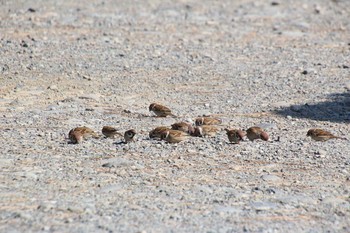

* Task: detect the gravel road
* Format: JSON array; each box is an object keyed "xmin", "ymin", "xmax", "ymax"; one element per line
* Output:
[{"xmin": 1, "ymin": 0, "xmax": 349, "ymax": 232}]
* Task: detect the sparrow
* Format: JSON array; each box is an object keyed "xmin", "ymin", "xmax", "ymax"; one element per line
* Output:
[
  {"xmin": 171, "ymin": 122, "xmax": 194, "ymax": 134},
  {"xmin": 149, "ymin": 126, "xmax": 170, "ymax": 139},
  {"xmin": 149, "ymin": 103, "xmax": 177, "ymax": 117},
  {"xmin": 124, "ymin": 129, "xmax": 136, "ymax": 143},
  {"xmin": 160, "ymin": 129, "xmax": 189, "ymax": 143},
  {"xmin": 102, "ymin": 126, "xmax": 123, "ymax": 138},
  {"xmin": 225, "ymin": 128, "xmax": 246, "ymax": 144},
  {"xmin": 246, "ymin": 127, "xmax": 269, "ymax": 141},
  {"xmin": 195, "ymin": 117, "xmax": 222, "ymax": 126},
  {"xmin": 192, "ymin": 125, "xmax": 218, "ymax": 137},
  {"xmin": 306, "ymin": 128, "xmax": 347, "ymax": 141},
  {"xmin": 68, "ymin": 126, "xmax": 99, "ymax": 144}
]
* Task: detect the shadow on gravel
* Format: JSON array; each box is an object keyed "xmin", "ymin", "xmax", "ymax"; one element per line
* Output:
[
  {"xmin": 274, "ymin": 91, "xmax": 350, "ymax": 123},
  {"xmin": 113, "ymin": 141, "xmax": 126, "ymax": 145}
]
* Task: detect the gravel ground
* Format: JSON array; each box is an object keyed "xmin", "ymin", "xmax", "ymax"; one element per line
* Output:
[{"xmin": 1, "ymin": 0, "xmax": 350, "ymax": 232}]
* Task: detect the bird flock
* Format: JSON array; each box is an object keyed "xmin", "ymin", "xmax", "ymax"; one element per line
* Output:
[{"xmin": 68, "ymin": 103, "xmax": 347, "ymax": 144}]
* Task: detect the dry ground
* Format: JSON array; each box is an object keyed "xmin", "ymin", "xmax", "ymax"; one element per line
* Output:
[{"xmin": 1, "ymin": 0, "xmax": 349, "ymax": 232}]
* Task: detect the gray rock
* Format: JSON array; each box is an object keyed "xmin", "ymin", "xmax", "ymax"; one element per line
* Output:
[
  {"xmin": 99, "ymin": 184, "xmax": 124, "ymax": 193},
  {"xmin": 250, "ymin": 201, "xmax": 278, "ymax": 211},
  {"xmin": 1, "ymin": 1, "xmax": 349, "ymax": 232},
  {"xmin": 276, "ymin": 195, "xmax": 318, "ymax": 206},
  {"xmin": 256, "ymin": 123, "xmax": 277, "ymax": 129},
  {"xmin": 321, "ymin": 197, "xmax": 347, "ymax": 206},
  {"xmin": 47, "ymin": 85, "xmax": 58, "ymax": 91},
  {"xmin": 0, "ymin": 159, "xmax": 13, "ymax": 168},
  {"xmin": 215, "ymin": 205, "xmax": 241, "ymax": 214},
  {"xmin": 261, "ymin": 174, "xmax": 282, "ymax": 183},
  {"xmin": 314, "ymin": 150, "xmax": 327, "ymax": 158},
  {"xmin": 78, "ymin": 94, "xmax": 102, "ymax": 101}
]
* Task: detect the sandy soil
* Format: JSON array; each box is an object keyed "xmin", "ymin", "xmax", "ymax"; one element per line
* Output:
[{"xmin": 1, "ymin": 0, "xmax": 349, "ymax": 232}]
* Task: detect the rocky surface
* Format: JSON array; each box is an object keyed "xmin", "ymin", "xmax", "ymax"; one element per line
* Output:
[{"xmin": 1, "ymin": 0, "xmax": 349, "ymax": 232}]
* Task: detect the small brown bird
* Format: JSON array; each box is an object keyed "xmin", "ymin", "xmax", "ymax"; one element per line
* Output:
[
  {"xmin": 124, "ymin": 129, "xmax": 136, "ymax": 143},
  {"xmin": 192, "ymin": 125, "xmax": 219, "ymax": 137},
  {"xmin": 225, "ymin": 128, "xmax": 246, "ymax": 144},
  {"xmin": 171, "ymin": 122, "xmax": 194, "ymax": 134},
  {"xmin": 149, "ymin": 126, "xmax": 170, "ymax": 139},
  {"xmin": 195, "ymin": 117, "xmax": 222, "ymax": 126},
  {"xmin": 102, "ymin": 126, "xmax": 123, "ymax": 138},
  {"xmin": 68, "ymin": 126, "xmax": 99, "ymax": 144},
  {"xmin": 161, "ymin": 129, "xmax": 189, "ymax": 143},
  {"xmin": 246, "ymin": 127, "xmax": 269, "ymax": 141},
  {"xmin": 307, "ymin": 128, "xmax": 346, "ymax": 141},
  {"xmin": 149, "ymin": 103, "xmax": 177, "ymax": 117}
]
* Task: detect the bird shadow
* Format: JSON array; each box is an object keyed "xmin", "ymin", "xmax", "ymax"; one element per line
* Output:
[
  {"xmin": 113, "ymin": 141, "xmax": 126, "ymax": 145},
  {"xmin": 273, "ymin": 91, "xmax": 350, "ymax": 123}
]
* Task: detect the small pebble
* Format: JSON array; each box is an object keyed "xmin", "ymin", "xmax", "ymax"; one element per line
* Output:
[{"xmin": 261, "ymin": 174, "xmax": 281, "ymax": 182}]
